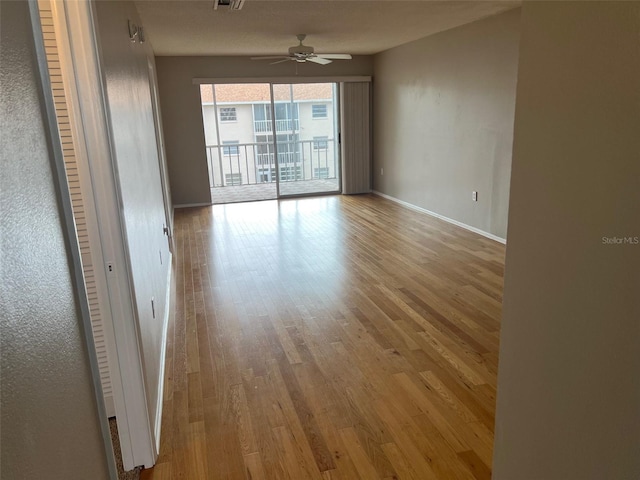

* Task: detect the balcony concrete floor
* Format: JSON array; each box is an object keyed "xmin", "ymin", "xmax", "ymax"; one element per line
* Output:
[{"xmin": 210, "ymin": 179, "xmax": 339, "ymax": 204}]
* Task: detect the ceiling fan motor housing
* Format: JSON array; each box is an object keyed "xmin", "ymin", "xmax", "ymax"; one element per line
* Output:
[
  {"xmin": 289, "ymin": 44, "xmax": 314, "ymax": 57},
  {"xmin": 250, "ymin": 34, "xmax": 351, "ymax": 64}
]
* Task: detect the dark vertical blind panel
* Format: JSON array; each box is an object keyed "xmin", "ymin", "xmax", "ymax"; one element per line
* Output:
[{"xmin": 340, "ymin": 82, "xmax": 371, "ymax": 194}]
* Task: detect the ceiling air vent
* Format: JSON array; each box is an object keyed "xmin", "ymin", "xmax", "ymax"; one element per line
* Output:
[{"xmin": 213, "ymin": 0, "xmax": 245, "ymax": 10}]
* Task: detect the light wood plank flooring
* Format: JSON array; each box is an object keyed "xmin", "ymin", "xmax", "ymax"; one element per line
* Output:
[{"xmin": 141, "ymin": 194, "xmax": 505, "ymax": 480}]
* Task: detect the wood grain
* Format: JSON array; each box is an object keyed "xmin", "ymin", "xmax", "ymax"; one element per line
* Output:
[{"xmin": 142, "ymin": 194, "xmax": 504, "ymax": 479}]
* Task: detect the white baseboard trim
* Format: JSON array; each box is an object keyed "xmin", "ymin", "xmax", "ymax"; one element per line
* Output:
[
  {"xmin": 342, "ymin": 189, "xmax": 373, "ymax": 195},
  {"xmin": 104, "ymin": 394, "xmax": 115, "ymax": 418},
  {"xmin": 153, "ymin": 257, "xmax": 172, "ymax": 454},
  {"xmin": 174, "ymin": 202, "xmax": 210, "ymax": 209},
  {"xmin": 372, "ymin": 191, "xmax": 506, "ymax": 244}
]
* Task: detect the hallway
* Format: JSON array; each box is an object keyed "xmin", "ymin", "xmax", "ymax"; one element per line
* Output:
[{"xmin": 143, "ymin": 194, "xmax": 504, "ymax": 479}]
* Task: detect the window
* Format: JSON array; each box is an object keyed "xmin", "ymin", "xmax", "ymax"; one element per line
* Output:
[
  {"xmin": 274, "ymin": 103, "xmax": 299, "ymax": 122},
  {"xmin": 313, "ymin": 136, "xmax": 328, "ymax": 150},
  {"xmin": 222, "ymin": 141, "xmax": 239, "ymax": 155},
  {"xmin": 253, "ymin": 103, "xmax": 299, "ymax": 132},
  {"xmin": 255, "ymin": 134, "xmax": 300, "ymax": 164},
  {"xmin": 279, "ymin": 166, "xmax": 301, "ymax": 182},
  {"xmin": 314, "ymin": 167, "xmax": 329, "ymax": 179},
  {"xmin": 258, "ymin": 168, "xmax": 275, "ymax": 183},
  {"xmin": 225, "ymin": 173, "xmax": 242, "ymax": 186},
  {"xmin": 219, "ymin": 107, "xmax": 237, "ymax": 122},
  {"xmin": 312, "ymin": 104, "xmax": 327, "ymax": 119},
  {"xmin": 255, "ymin": 141, "xmax": 274, "ymax": 165}
]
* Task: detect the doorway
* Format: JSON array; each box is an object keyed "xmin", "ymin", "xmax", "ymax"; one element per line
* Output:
[{"xmin": 199, "ymin": 82, "xmax": 341, "ymax": 204}]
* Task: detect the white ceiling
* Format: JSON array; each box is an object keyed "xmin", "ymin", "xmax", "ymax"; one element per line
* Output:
[{"xmin": 135, "ymin": 0, "xmax": 520, "ymax": 57}]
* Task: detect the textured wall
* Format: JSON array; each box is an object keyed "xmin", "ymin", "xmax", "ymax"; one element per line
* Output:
[
  {"xmin": 372, "ymin": 10, "xmax": 520, "ymax": 239},
  {"xmin": 493, "ymin": 2, "xmax": 640, "ymax": 478},
  {"xmin": 0, "ymin": 2, "xmax": 111, "ymax": 479},
  {"xmin": 93, "ymin": 0, "xmax": 171, "ymax": 442},
  {"xmin": 155, "ymin": 55, "xmax": 374, "ymax": 205}
]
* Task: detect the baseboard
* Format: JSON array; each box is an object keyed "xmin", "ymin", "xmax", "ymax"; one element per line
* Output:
[
  {"xmin": 104, "ymin": 394, "xmax": 115, "ymax": 418},
  {"xmin": 342, "ymin": 189, "xmax": 373, "ymax": 195},
  {"xmin": 154, "ymin": 257, "xmax": 172, "ymax": 454},
  {"xmin": 173, "ymin": 202, "xmax": 210, "ymax": 209},
  {"xmin": 372, "ymin": 191, "xmax": 506, "ymax": 244}
]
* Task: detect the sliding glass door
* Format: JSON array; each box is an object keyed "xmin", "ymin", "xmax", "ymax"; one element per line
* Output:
[
  {"xmin": 273, "ymin": 83, "xmax": 341, "ymax": 197},
  {"xmin": 199, "ymin": 82, "xmax": 340, "ymax": 204},
  {"xmin": 200, "ymin": 83, "xmax": 278, "ymax": 204}
]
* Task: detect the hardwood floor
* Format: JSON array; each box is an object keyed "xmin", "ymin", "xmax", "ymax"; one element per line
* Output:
[{"xmin": 141, "ymin": 194, "xmax": 505, "ymax": 480}]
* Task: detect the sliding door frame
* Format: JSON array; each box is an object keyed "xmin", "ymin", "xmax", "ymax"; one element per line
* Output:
[
  {"xmin": 195, "ymin": 76, "xmax": 371, "ymax": 203},
  {"xmin": 272, "ymin": 81, "xmax": 342, "ymax": 199}
]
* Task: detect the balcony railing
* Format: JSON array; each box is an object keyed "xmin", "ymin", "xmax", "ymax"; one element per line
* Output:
[
  {"xmin": 253, "ymin": 118, "xmax": 300, "ymax": 133},
  {"xmin": 206, "ymin": 140, "xmax": 337, "ymax": 188}
]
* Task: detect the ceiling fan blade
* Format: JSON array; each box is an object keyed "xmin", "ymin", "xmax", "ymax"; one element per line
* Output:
[
  {"xmin": 316, "ymin": 54, "xmax": 352, "ymax": 60},
  {"xmin": 250, "ymin": 56, "xmax": 289, "ymax": 61},
  {"xmin": 270, "ymin": 58, "xmax": 292, "ymax": 65},
  {"xmin": 307, "ymin": 56, "xmax": 332, "ymax": 65}
]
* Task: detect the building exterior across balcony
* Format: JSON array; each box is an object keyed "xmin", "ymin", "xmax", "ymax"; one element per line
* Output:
[{"xmin": 200, "ymin": 83, "xmax": 339, "ymax": 190}]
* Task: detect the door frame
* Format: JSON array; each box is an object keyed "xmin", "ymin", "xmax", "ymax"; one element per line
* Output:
[
  {"xmin": 272, "ymin": 81, "xmax": 342, "ymax": 199},
  {"xmin": 55, "ymin": 0, "xmax": 157, "ymax": 469},
  {"xmin": 147, "ymin": 58, "xmax": 174, "ymax": 252},
  {"xmin": 28, "ymin": 1, "xmax": 118, "ymax": 478}
]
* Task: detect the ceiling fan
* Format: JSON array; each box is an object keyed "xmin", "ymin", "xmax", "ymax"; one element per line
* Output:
[{"xmin": 251, "ymin": 34, "xmax": 352, "ymax": 65}]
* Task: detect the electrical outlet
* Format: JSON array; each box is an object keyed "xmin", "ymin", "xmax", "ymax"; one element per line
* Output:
[
  {"xmin": 472, "ymin": 191, "xmax": 478, "ymax": 202},
  {"xmin": 380, "ymin": 168, "xmax": 384, "ymax": 176}
]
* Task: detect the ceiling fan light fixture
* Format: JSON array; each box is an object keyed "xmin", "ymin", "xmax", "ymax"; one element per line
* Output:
[
  {"xmin": 251, "ymin": 34, "xmax": 352, "ymax": 66},
  {"xmin": 213, "ymin": 0, "xmax": 245, "ymax": 11},
  {"xmin": 289, "ymin": 45, "xmax": 314, "ymax": 56}
]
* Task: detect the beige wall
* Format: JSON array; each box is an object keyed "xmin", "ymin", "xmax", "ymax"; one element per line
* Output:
[
  {"xmin": 94, "ymin": 0, "xmax": 172, "ymax": 442},
  {"xmin": 0, "ymin": 2, "xmax": 112, "ymax": 478},
  {"xmin": 493, "ymin": 2, "xmax": 640, "ymax": 478},
  {"xmin": 155, "ymin": 56, "xmax": 374, "ymax": 205},
  {"xmin": 373, "ymin": 9, "xmax": 520, "ymax": 239}
]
